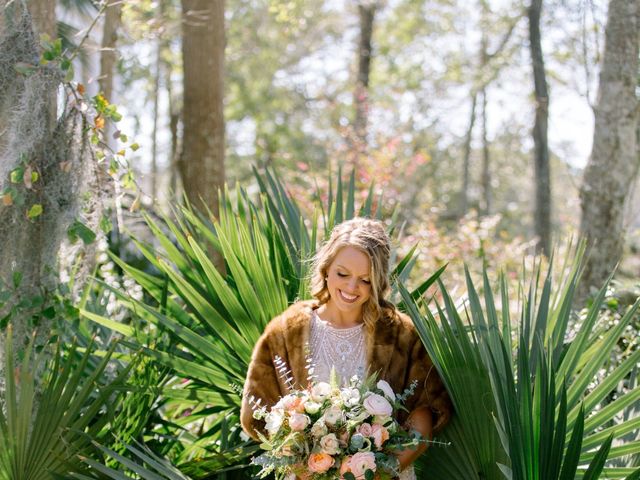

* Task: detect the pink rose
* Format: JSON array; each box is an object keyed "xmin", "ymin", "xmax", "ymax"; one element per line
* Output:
[
  {"xmin": 363, "ymin": 394, "xmax": 393, "ymax": 417},
  {"xmin": 370, "ymin": 424, "xmax": 389, "ymax": 449},
  {"xmin": 340, "ymin": 456, "xmax": 353, "ymax": 478},
  {"xmin": 307, "ymin": 452, "xmax": 335, "ymax": 473},
  {"xmin": 289, "ymin": 413, "xmax": 310, "ymax": 431},
  {"xmin": 350, "ymin": 451, "xmax": 376, "ymax": 478},
  {"xmin": 357, "ymin": 422, "xmax": 373, "ymax": 437}
]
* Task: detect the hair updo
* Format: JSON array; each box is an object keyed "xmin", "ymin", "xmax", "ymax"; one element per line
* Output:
[{"xmin": 310, "ymin": 217, "xmax": 396, "ymax": 328}]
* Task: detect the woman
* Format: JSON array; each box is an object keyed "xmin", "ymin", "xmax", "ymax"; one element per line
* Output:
[{"xmin": 241, "ymin": 217, "xmax": 451, "ymax": 478}]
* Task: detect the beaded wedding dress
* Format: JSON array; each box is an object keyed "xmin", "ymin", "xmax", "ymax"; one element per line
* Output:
[{"xmin": 309, "ymin": 311, "xmax": 417, "ymax": 480}]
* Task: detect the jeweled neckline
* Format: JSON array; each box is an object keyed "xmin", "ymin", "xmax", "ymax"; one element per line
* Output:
[{"xmin": 312, "ymin": 310, "xmax": 364, "ymax": 331}]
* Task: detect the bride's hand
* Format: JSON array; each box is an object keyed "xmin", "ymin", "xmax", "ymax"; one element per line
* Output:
[{"xmin": 395, "ymin": 406, "xmax": 433, "ymax": 471}]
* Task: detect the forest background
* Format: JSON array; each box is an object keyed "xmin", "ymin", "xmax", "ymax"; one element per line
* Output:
[
  {"xmin": 0, "ymin": 0, "xmax": 639, "ymax": 478},
  {"xmin": 53, "ymin": 0, "xmax": 640, "ymax": 297}
]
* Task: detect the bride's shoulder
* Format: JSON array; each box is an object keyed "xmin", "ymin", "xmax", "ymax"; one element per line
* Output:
[
  {"xmin": 378, "ymin": 308, "xmax": 418, "ymax": 339},
  {"xmin": 263, "ymin": 300, "xmax": 317, "ymax": 335}
]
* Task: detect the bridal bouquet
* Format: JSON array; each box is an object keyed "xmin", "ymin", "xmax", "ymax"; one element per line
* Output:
[{"xmin": 249, "ymin": 360, "xmax": 427, "ymax": 480}]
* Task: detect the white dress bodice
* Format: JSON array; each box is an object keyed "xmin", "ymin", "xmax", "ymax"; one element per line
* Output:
[{"xmin": 308, "ymin": 311, "xmax": 417, "ymax": 480}]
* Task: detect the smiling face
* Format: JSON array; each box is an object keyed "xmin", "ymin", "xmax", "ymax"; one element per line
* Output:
[{"xmin": 325, "ymin": 246, "xmax": 372, "ymax": 316}]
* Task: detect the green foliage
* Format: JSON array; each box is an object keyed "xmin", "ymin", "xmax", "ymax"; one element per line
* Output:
[
  {"xmin": 80, "ymin": 170, "xmax": 640, "ymax": 478},
  {"xmin": 81, "ymin": 169, "xmax": 422, "ymax": 476},
  {"xmin": 80, "ymin": 441, "xmax": 193, "ymax": 480},
  {"xmin": 400, "ymin": 245, "xmax": 640, "ymax": 479},
  {"xmin": 0, "ymin": 325, "xmax": 133, "ymax": 479}
]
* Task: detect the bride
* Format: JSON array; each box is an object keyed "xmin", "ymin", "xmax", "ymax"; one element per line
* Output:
[{"xmin": 241, "ymin": 217, "xmax": 451, "ymax": 478}]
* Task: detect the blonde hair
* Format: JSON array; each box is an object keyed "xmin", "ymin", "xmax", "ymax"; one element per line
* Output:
[{"xmin": 310, "ymin": 217, "xmax": 397, "ymax": 328}]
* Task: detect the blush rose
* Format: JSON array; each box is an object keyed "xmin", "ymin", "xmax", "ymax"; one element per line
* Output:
[{"xmin": 363, "ymin": 394, "xmax": 393, "ymax": 417}]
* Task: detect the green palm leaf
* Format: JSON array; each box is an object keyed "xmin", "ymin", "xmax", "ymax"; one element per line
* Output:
[
  {"xmin": 401, "ymin": 247, "xmax": 640, "ymax": 479},
  {"xmin": 0, "ymin": 325, "xmax": 131, "ymax": 478}
]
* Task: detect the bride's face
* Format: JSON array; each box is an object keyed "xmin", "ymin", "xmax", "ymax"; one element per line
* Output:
[{"xmin": 325, "ymin": 246, "xmax": 372, "ymax": 314}]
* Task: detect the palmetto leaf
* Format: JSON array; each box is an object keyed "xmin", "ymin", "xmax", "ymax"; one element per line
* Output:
[
  {"xmin": 402, "ymin": 246, "xmax": 640, "ymax": 480},
  {"xmin": 0, "ymin": 325, "xmax": 131, "ymax": 478},
  {"xmin": 80, "ymin": 441, "xmax": 193, "ymax": 479}
]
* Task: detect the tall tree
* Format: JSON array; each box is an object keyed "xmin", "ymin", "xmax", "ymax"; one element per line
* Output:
[
  {"xmin": 479, "ymin": 0, "xmax": 492, "ymax": 215},
  {"xmin": 459, "ymin": 1, "xmax": 518, "ymax": 217},
  {"xmin": 528, "ymin": 0, "xmax": 551, "ymax": 256},
  {"xmin": 480, "ymin": 88, "xmax": 491, "ymax": 215},
  {"xmin": 353, "ymin": 1, "xmax": 376, "ymax": 160},
  {"xmin": 26, "ymin": 0, "xmax": 56, "ymax": 39},
  {"xmin": 0, "ymin": 0, "xmax": 75, "ymax": 357},
  {"xmin": 180, "ymin": 0, "xmax": 225, "ymax": 217},
  {"xmin": 579, "ymin": 0, "xmax": 639, "ymax": 298},
  {"xmin": 460, "ymin": 93, "xmax": 478, "ymax": 215},
  {"xmin": 98, "ymin": 0, "xmax": 122, "ymax": 103},
  {"xmin": 151, "ymin": 30, "xmax": 162, "ymax": 203}
]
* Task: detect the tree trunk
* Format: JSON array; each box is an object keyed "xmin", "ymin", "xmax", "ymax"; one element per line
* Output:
[
  {"xmin": 98, "ymin": 0, "xmax": 122, "ymax": 103},
  {"xmin": 0, "ymin": 0, "xmax": 58, "ymax": 360},
  {"xmin": 528, "ymin": 0, "xmax": 552, "ymax": 257},
  {"xmin": 26, "ymin": 0, "xmax": 55, "ymax": 38},
  {"xmin": 180, "ymin": 0, "xmax": 225, "ymax": 217},
  {"xmin": 151, "ymin": 40, "xmax": 161, "ymax": 204},
  {"xmin": 480, "ymin": 88, "xmax": 491, "ymax": 215},
  {"xmin": 353, "ymin": 2, "xmax": 376, "ymax": 161},
  {"xmin": 460, "ymin": 93, "xmax": 478, "ymax": 216},
  {"xmin": 479, "ymin": 11, "xmax": 491, "ymax": 216},
  {"xmin": 578, "ymin": 0, "xmax": 639, "ymax": 299}
]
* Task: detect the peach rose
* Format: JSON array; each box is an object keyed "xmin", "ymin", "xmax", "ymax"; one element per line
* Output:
[
  {"xmin": 307, "ymin": 452, "xmax": 335, "ymax": 473},
  {"xmin": 370, "ymin": 424, "xmax": 389, "ymax": 449},
  {"xmin": 357, "ymin": 422, "xmax": 373, "ymax": 437},
  {"xmin": 363, "ymin": 394, "xmax": 393, "ymax": 417},
  {"xmin": 350, "ymin": 451, "xmax": 376, "ymax": 478},
  {"xmin": 281, "ymin": 394, "xmax": 306, "ymax": 413}
]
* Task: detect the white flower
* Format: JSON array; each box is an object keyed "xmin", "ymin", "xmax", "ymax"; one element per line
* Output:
[
  {"xmin": 376, "ymin": 380, "xmax": 396, "ymax": 401},
  {"xmin": 319, "ymin": 433, "xmax": 341, "ymax": 455},
  {"xmin": 363, "ymin": 393, "xmax": 393, "ymax": 417},
  {"xmin": 323, "ymin": 405, "xmax": 344, "ymax": 426},
  {"xmin": 304, "ymin": 401, "xmax": 322, "ymax": 415},
  {"xmin": 311, "ymin": 382, "xmax": 331, "ymax": 402},
  {"xmin": 310, "ymin": 419, "xmax": 328, "ymax": 438},
  {"xmin": 265, "ymin": 409, "xmax": 284, "ymax": 436},
  {"xmin": 340, "ymin": 387, "xmax": 361, "ymax": 407}
]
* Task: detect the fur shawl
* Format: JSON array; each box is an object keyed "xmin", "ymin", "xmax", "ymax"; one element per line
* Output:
[{"xmin": 240, "ymin": 300, "xmax": 452, "ymax": 440}]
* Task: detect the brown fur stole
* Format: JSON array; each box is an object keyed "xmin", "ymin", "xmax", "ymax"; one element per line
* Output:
[{"xmin": 240, "ymin": 300, "xmax": 452, "ymax": 440}]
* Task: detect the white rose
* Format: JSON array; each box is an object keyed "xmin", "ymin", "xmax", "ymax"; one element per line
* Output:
[
  {"xmin": 323, "ymin": 405, "xmax": 344, "ymax": 426},
  {"xmin": 265, "ymin": 409, "xmax": 284, "ymax": 436},
  {"xmin": 311, "ymin": 382, "xmax": 332, "ymax": 402},
  {"xmin": 363, "ymin": 393, "xmax": 393, "ymax": 417},
  {"xmin": 376, "ymin": 380, "xmax": 396, "ymax": 401},
  {"xmin": 304, "ymin": 401, "xmax": 322, "ymax": 415},
  {"xmin": 320, "ymin": 433, "xmax": 341, "ymax": 455},
  {"xmin": 310, "ymin": 419, "xmax": 328, "ymax": 438},
  {"xmin": 340, "ymin": 387, "xmax": 361, "ymax": 407}
]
